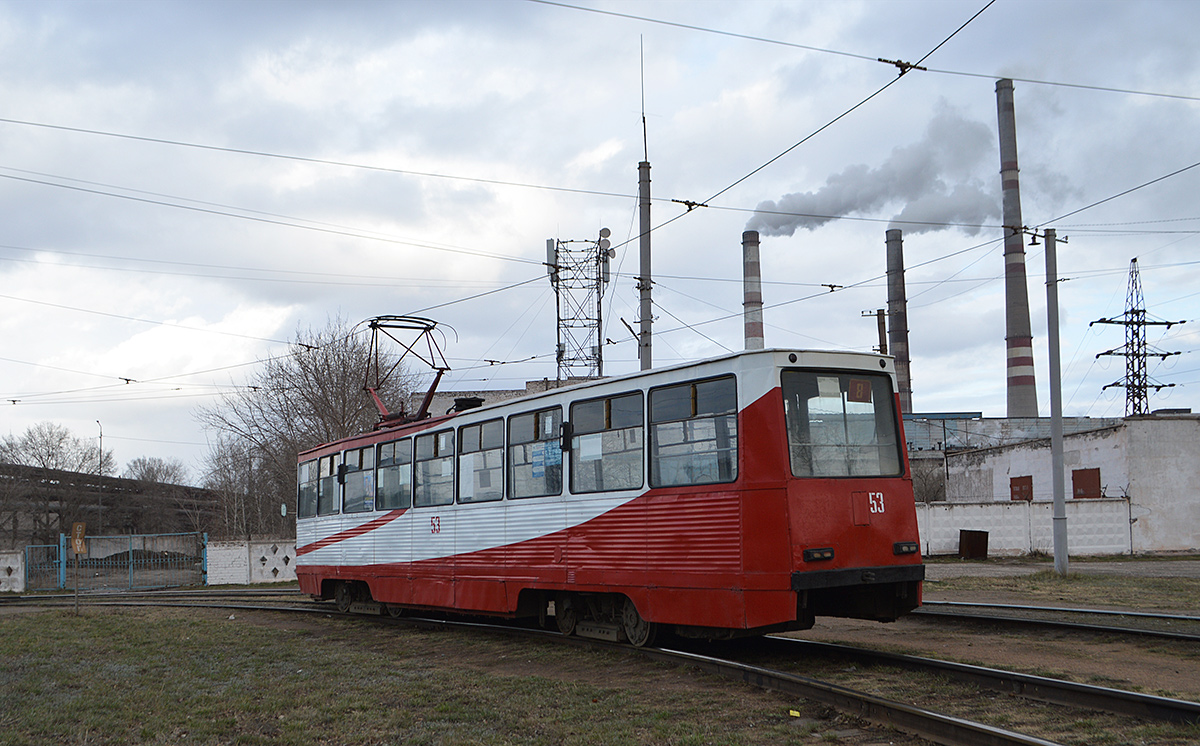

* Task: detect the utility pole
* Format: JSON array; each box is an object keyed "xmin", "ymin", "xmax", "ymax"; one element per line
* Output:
[
  {"xmin": 862, "ymin": 309, "xmax": 888, "ymax": 354},
  {"xmin": 1090, "ymin": 258, "xmax": 1184, "ymax": 415},
  {"xmin": 1040, "ymin": 229, "xmax": 1068, "ymax": 576},
  {"xmin": 637, "ymin": 160, "xmax": 653, "ymax": 370},
  {"xmin": 96, "ymin": 420, "xmax": 104, "ymax": 534}
]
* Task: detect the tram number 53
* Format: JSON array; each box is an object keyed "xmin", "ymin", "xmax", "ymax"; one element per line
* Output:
[
  {"xmin": 430, "ymin": 516, "xmax": 442, "ymax": 534},
  {"xmin": 868, "ymin": 492, "xmax": 885, "ymax": 514}
]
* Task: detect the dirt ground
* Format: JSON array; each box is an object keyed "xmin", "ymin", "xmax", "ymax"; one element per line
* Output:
[{"xmin": 794, "ymin": 558, "xmax": 1200, "ymax": 701}]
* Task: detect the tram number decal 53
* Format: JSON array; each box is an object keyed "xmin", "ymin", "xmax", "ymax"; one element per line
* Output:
[
  {"xmin": 431, "ymin": 516, "xmax": 442, "ymax": 534},
  {"xmin": 868, "ymin": 492, "xmax": 885, "ymax": 514}
]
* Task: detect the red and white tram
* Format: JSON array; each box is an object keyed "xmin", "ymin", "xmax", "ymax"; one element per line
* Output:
[{"xmin": 295, "ymin": 348, "xmax": 924, "ymax": 645}]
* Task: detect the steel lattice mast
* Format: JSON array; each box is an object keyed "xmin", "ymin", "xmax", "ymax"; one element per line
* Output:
[
  {"xmin": 1091, "ymin": 258, "xmax": 1184, "ymax": 415},
  {"xmin": 548, "ymin": 229, "xmax": 613, "ymax": 382}
]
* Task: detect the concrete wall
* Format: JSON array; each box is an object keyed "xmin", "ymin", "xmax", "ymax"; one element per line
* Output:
[
  {"xmin": 1126, "ymin": 417, "xmax": 1200, "ymax": 552},
  {"xmin": 917, "ymin": 499, "xmax": 1131, "ymax": 556},
  {"xmin": 905, "ymin": 415, "xmax": 1122, "ymax": 452},
  {"xmin": 942, "ymin": 415, "xmax": 1200, "ymax": 554},
  {"xmin": 946, "ymin": 425, "xmax": 1127, "ymax": 503},
  {"xmin": 0, "ymin": 550, "xmax": 23, "ymax": 593},
  {"xmin": 206, "ymin": 539, "xmax": 297, "ymax": 585}
]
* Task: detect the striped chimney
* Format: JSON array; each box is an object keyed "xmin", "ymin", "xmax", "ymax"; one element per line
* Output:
[
  {"xmin": 742, "ymin": 230, "xmax": 764, "ymax": 350},
  {"xmin": 885, "ymin": 229, "xmax": 913, "ymax": 414},
  {"xmin": 996, "ymin": 79, "xmax": 1038, "ymax": 417}
]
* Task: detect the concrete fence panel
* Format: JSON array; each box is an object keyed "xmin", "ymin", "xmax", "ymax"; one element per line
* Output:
[
  {"xmin": 0, "ymin": 550, "xmax": 24, "ymax": 593},
  {"xmin": 919, "ymin": 498, "xmax": 1131, "ymax": 557},
  {"xmin": 206, "ymin": 540, "xmax": 297, "ymax": 585}
]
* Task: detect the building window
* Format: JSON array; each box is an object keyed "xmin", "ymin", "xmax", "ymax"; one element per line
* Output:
[
  {"xmin": 459, "ymin": 419, "xmax": 504, "ymax": 503},
  {"xmin": 414, "ymin": 430, "xmax": 455, "ymax": 507},
  {"xmin": 1010, "ymin": 475, "xmax": 1033, "ymax": 502},
  {"xmin": 508, "ymin": 407, "xmax": 563, "ymax": 499},
  {"xmin": 570, "ymin": 392, "xmax": 644, "ymax": 493},
  {"xmin": 1072, "ymin": 468, "xmax": 1102, "ymax": 498},
  {"xmin": 649, "ymin": 376, "xmax": 738, "ymax": 487},
  {"xmin": 376, "ymin": 439, "xmax": 412, "ymax": 510}
]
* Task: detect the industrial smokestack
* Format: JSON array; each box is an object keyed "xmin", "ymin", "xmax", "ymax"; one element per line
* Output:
[
  {"xmin": 885, "ymin": 229, "xmax": 913, "ymax": 413},
  {"xmin": 996, "ymin": 79, "xmax": 1038, "ymax": 417},
  {"xmin": 742, "ymin": 230, "xmax": 764, "ymax": 350}
]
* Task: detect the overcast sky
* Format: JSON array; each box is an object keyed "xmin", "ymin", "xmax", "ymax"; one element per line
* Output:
[{"xmin": 1, "ymin": 0, "xmax": 1197, "ymax": 482}]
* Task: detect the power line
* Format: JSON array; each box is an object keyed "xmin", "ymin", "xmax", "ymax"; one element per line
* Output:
[
  {"xmin": 0, "ymin": 117, "xmax": 634, "ymax": 201},
  {"xmin": 0, "ymin": 243, "xmax": 524, "ymax": 289},
  {"xmin": 698, "ymin": 0, "xmax": 995, "ymax": 205},
  {"xmin": 1042, "ymin": 160, "xmax": 1200, "ymax": 226},
  {"xmin": 0, "ymin": 291, "xmax": 296, "ymax": 345},
  {"xmin": 529, "ymin": 0, "xmax": 1200, "ymax": 103},
  {"xmin": 0, "ymin": 171, "xmax": 545, "ymax": 267}
]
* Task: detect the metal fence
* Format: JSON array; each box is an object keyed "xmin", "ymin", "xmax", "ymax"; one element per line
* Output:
[
  {"xmin": 24, "ymin": 544, "xmax": 61, "ymax": 591},
  {"xmin": 25, "ymin": 532, "xmax": 206, "ymax": 592}
]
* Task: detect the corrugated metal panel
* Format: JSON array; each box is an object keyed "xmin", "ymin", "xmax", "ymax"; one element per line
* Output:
[{"xmin": 644, "ymin": 490, "xmax": 741, "ymax": 574}]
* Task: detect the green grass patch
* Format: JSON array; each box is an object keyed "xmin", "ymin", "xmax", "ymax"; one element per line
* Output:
[
  {"xmin": 928, "ymin": 570, "xmax": 1200, "ymax": 611},
  {"xmin": 0, "ymin": 608, "xmax": 842, "ymax": 746}
]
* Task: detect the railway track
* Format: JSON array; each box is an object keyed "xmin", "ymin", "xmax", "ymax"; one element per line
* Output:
[
  {"xmin": 11, "ymin": 590, "xmax": 1199, "ymax": 745},
  {"xmin": 914, "ymin": 600, "xmax": 1200, "ymax": 642}
]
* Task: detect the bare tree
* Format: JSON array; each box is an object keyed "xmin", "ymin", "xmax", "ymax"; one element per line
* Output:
[
  {"xmin": 1, "ymin": 421, "xmax": 114, "ymax": 474},
  {"xmin": 196, "ymin": 316, "xmax": 413, "ymax": 538},
  {"xmin": 122, "ymin": 456, "xmax": 190, "ymax": 485},
  {"xmin": 910, "ymin": 456, "xmax": 947, "ymax": 503}
]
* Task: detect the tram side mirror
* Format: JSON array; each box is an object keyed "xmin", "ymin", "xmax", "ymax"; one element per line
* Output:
[
  {"xmin": 560, "ymin": 421, "xmax": 573, "ymax": 453},
  {"xmin": 336, "ymin": 462, "xmax": 347, "ymax": 485}
]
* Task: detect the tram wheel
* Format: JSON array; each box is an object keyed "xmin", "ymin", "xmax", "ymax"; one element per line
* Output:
[
  {"xmin": 386, "ymin": 604, "xmax": 405, "ymax": 618},
  {"xmin": 334, "ymin": 582, "xmax": 354, "ymax": 613},
  {"xmin": 555, "ymin": 594, "xmax": 577, "ymax": 636},
  {"xmin": 621, "ymin": 597, "xmax": 657, "ymax": 647}
]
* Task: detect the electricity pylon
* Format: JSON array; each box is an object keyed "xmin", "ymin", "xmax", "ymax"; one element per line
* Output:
[{"xmin": 1090, "ymin": 258, "xmax": 1184, "ymax": 415}]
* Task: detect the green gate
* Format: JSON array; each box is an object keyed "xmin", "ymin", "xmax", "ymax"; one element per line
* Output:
[{"xmin": 25, "ymin": 532, "xmax": 207, "ymax": 591}]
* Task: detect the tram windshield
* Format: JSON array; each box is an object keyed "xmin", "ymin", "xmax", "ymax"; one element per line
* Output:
[{"xmin": 782, "ymin": 370, "xmax": 902, "ymax": 478}]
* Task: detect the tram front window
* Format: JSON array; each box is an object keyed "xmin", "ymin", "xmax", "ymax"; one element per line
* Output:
[{"xmin": 782, "ymin": 370, "xmax": 902, "ymax": 478}]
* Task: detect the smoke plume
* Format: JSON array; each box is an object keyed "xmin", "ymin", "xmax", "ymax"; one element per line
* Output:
[{"xmin": 746, "ymin": 107, "xmax": 1000, "ymax": 236}]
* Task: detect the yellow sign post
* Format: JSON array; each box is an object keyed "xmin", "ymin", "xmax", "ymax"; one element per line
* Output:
[
  {"xmin": 71, "ymin": 522, "xmax": 86, "ymax": 614},
  {"xmin": 72, "ymin": 522, "xmax": 87, "ymax": 555}
]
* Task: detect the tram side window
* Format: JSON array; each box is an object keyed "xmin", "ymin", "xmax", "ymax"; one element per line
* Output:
[
  {"xmin": 376, "ymin": 439, "xmax": 412, "ymax": 510},
  {"xmin": 459, "ymin": 419, "xmax": 504, "ymax": 503},
  {"xmin": 570, "ymin": 392, "xmax": 644, "ymax": 493},
  {"xmin": 781, "ymin": 370, "xmax": 902, "ymax": 478},
  {"xmin": 342, "ymin": 446, "xmax": 375, "ymax": 513},
  {"xmin": 297, "ymin": 460, "xmax": 318, "ymax": 518},
  {"xmin": 317, "ymin": 453, "xmax": 341, "ymax": 515},
  {"xmin": 414, "ymin": 430, "xmax": 455, "ymax": 507},
  {"xmin": 650, "ymin": 375, "xmax": 738, "ymax": 487},
  {"xmin": 508, "ymin": 406, "xmax": 563, "ymax": 499}
]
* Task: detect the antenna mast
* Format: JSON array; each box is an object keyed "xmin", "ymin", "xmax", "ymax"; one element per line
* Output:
[{"xmin": 637, "ymin": 35, "xmax": 653, "ymax": 370}]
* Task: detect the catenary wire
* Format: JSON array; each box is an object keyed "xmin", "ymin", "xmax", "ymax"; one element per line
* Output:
[{"xmin": 528, "ymin": 0, "xmax": 1200, "ymax": 103}]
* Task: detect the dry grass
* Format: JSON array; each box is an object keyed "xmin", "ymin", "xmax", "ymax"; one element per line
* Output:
[
  {"xmin": 928, "ymin": 570, "xmax": 1200, "ymax": 612},
  {"xmin": 0, "ymin": 607, "xmax": 919, "ymax": 746}
]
